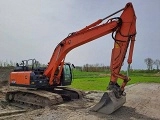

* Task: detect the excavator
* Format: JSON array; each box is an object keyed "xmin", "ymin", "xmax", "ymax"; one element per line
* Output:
[{"xmin": 5, "ymin": 2, "xmax": 136, "ymax": 114}]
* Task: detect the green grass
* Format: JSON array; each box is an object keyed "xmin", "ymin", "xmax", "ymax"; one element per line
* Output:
[
  {"xmin": 70, "ymin": 70, "xmax": 160, "ymax": 91},
  {"xmin": 71, "ymin": 77, "xmax": 110, "ymax": 91}
]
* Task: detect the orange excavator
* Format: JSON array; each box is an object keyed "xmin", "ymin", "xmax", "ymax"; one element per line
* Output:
[{"xmin": 6, "ymin": 2, "xmax": 136, "ymax": 114}]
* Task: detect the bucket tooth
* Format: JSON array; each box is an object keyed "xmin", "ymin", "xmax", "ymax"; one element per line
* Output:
[{"xmin": 90, "ymin": 90, "xmax": 126, "ymax": 114}]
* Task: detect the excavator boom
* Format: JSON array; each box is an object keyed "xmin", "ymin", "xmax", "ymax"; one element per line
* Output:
[
  {"xmin": 44, "ymin": 20, "xmax": 118, "ymax": 85},
  {"xmin": 44, "ymin": 2, "xmax": 136, "ymax": 114}
]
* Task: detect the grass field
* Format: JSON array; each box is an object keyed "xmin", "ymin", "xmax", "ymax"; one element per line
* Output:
[
  {"xmin": 0, "ymin": 67, "xmax": 159, "ymax": 91},
  {"xmin": 70, "ymin": 70, "xmax": 160, "ymax": 91}
]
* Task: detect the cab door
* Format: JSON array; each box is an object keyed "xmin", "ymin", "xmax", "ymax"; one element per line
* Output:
[{"xmin": 61, "ymin": 63, "xmax": 72, "ymax": 86}]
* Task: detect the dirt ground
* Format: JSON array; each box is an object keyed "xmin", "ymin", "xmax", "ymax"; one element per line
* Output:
[
  {"xmin": 0, "ymin": 68, "xmax": 160, "ymax": 120},
  {"xmin": 0, "ymin": 67, "xmax": 13, "ymax": 87},
  {"xmin": 0, "ymin": 83, "xmax": 159, "ymax": 120}
]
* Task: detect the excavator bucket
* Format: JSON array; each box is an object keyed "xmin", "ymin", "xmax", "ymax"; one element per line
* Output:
[{"xmin": 90, "ymin": 90, "xmax": 126, "ymax": 114}]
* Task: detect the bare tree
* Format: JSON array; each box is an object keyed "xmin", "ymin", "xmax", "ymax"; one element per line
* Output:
[
  {"xmin": 83, "ymin": 64, "xmax": 89, "ymax": 72},
  {"xmin": 154, "ymin": 59, "xmax": 160, "ymax": 70},
  {"xmin": 144, "ymin": 58, "xmax": 154, "ymax": 70}
]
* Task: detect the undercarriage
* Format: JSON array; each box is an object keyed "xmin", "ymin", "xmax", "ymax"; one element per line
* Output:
[{"xmin": 5, "ymin": 87, "xmax": 85, "ymax": 109}]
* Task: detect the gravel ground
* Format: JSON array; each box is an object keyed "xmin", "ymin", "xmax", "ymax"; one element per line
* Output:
[{"xmin": 1, "ymin": 83, "xmax": 159, "ymax": 120}]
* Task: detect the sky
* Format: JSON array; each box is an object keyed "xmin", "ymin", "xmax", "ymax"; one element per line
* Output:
[{"xmin": 0, "ymin": 0, "xmax": 160, "ymax": 70}]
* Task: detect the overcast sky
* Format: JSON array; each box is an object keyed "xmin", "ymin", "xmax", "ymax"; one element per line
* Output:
[{"xmin": 0, "ymin": 0, "xmax": 160, "ymax": 70}]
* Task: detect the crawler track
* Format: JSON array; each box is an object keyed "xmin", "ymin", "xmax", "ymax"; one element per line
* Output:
[
  {"xmin": 6, "ymin": 89, "xmax": 63, "ymax": 108},
  {"xmin": 5, "ymin": 87, "xmax": 84, "ymax": 109}
]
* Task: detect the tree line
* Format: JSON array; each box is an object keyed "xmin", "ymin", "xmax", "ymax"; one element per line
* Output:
[
  {"xmin": 82, "ymin": 63, "xmax": 110, "ymax": 72},
  {"xmin": 144, "ymin": 58, "xmax": 160, "ymax": 70},
  {"xmin": 0, "ymin": 60, "xmax": 16, "ymax": 67},
  {"xmin": 1, "ymin": 58, "xmax": 160, "ymax": 71},
  {"xmin": 0, "ymin": 60, "xmax": 46, "ymax": 68},
  {"xmin": 81, "ymin": 57, "xmax": 160, "ymax": 72}
]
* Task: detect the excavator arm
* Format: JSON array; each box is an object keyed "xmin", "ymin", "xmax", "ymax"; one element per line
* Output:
[
  {"xmin": 44, "ymin": 2, "xmax": 136, "ymax": 94},
  {"xmin": 43, "ymin": 2, "xmax": 136, "ymax": 114}
]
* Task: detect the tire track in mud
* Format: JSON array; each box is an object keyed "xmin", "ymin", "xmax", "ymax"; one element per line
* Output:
[{"xmin": 0, "ymin": 110, "xmax": 26, "ymax": 120}]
